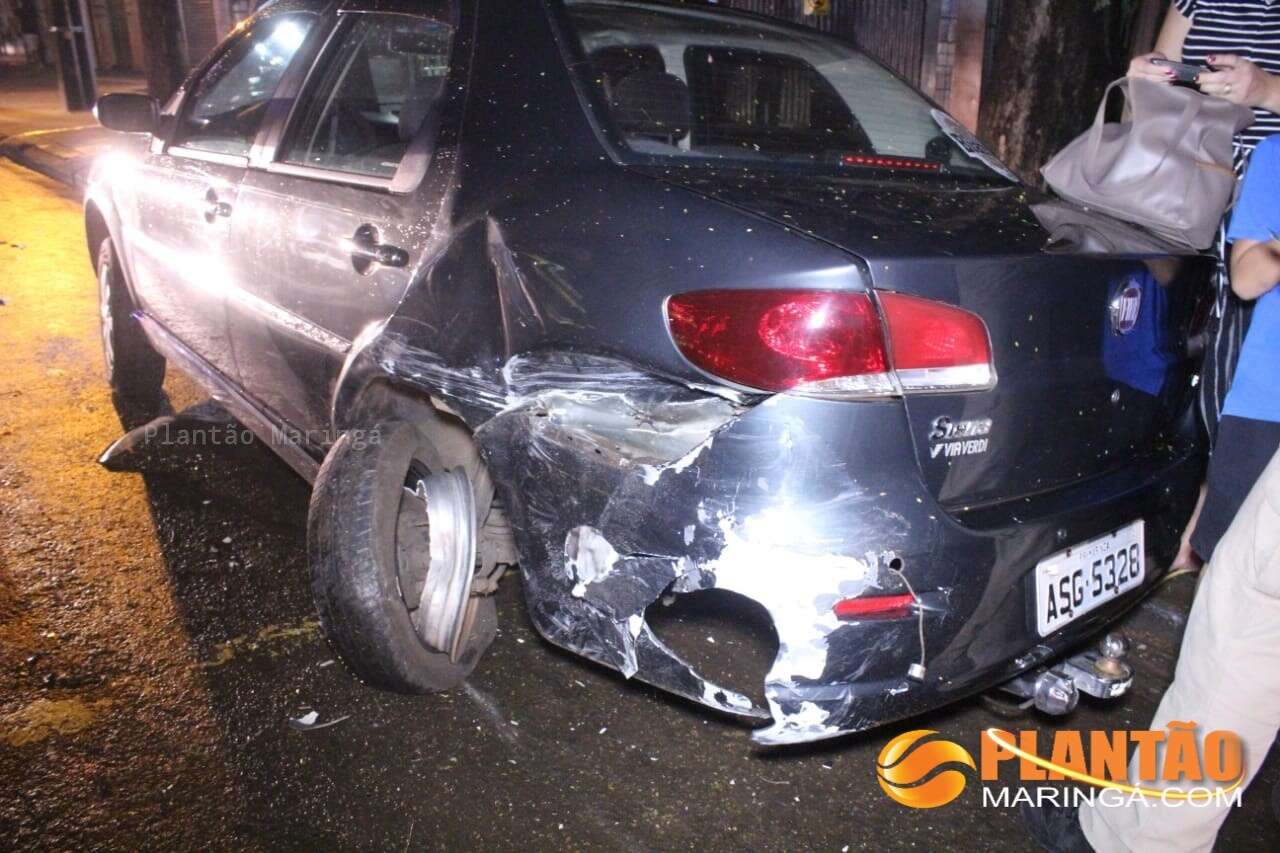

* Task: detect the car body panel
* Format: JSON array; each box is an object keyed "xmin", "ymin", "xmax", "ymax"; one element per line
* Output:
[
  {"xmin": 227, "ymin": 171, "xmax": 423, "ymax": 438},
  {"xmin": 125, "ymin": 151, "xmax": 242, "ymax": 380},
  {"xmin": 632, "ymin": 167, "xmax": 1215, "ymax": 510},
  {"xmin": 86, "ymin": 0, "xmax": 1212, "ymax": 744}
]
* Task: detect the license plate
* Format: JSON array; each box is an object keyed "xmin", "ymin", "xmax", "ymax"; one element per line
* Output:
[{"xmin": 1035, "ymin": 520, "xmax": 1145, "ymax": 636}]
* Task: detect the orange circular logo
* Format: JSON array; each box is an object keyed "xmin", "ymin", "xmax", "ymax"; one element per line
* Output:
[{"xmin": 876, "ymin": 729, "xmax": 976, "ymax": 808}]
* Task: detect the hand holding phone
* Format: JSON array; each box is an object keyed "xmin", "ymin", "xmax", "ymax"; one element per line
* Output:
[{"xmin": 1150, "ymin": 58, "xmax": 1205, "ymax": 84}]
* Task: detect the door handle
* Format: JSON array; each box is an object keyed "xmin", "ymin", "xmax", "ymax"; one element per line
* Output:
[
  {"xmin": 203, "ymin": 188, "xmax": 231, "ymax": 223},
  {"xmin": 348, "ymin": 224, "xmax": 408, "ymax": 273}
]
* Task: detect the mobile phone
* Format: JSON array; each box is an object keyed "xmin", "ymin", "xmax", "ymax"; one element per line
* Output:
[{"xmin": 1150, "ymin": 58, "xmax": 1205, "ymax": 83}]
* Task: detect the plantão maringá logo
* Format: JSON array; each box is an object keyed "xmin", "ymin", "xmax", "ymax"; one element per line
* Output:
[{"xmin": 876, "ymin": 729, "xmax": 976, "ymax": 808}]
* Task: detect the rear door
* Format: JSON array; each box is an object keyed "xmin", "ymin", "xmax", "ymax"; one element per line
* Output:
[
  {"xmin": 126, "ymin": 8, "xmax": 318, "ymax": 380},
  {"xmin": 226, "ymin": 0, "xmax": 462, "ymax": 440}
]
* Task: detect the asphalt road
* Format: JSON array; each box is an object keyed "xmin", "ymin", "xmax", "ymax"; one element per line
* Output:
[{"xmin": 0, "ymin": 159, "xmax": 1277, "ymax": 852}]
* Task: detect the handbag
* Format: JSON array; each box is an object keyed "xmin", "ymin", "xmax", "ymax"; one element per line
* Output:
[
  {"xmin": 1030, "ymin": 200, "xmax": 1178, "ymax": 255},
  {"xmin": 1042, "ymin": 78, "xmax": 1254, "ymax": 250}
]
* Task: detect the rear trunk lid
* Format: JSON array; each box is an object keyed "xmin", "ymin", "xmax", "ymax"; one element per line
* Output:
[
  {"xmin": 883, "ymin": 251, "xmax": 1208, "ymax": 509},
  {"xmin": 638, "ymin": 168, "xmax": 1214, "ymax": 509}
]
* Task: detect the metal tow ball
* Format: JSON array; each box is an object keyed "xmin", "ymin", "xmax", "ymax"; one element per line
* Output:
[
  {"xmin": 1095, "ymin": 632, "xmax": 1130, "ymax": 677},
  {"xmin": 1055, "ymin": 631, "xmax": 1135, "ymax": 702}
]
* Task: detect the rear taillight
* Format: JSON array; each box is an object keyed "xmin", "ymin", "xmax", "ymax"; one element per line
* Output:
[
  {"xmin": 665, "ymin": 289, "xmax": 891, "ymax": 395},
  {"xmin": 665, "ymin": 289, "xmax": 994, "ymax": 398},
  {"xmin": 878, "ymin": 292, "xmax": 994, "ymax": 393}
]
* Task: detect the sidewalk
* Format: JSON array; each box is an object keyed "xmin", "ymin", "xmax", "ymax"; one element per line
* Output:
[{"xmin": 0, "ymin": 64, "xmax": 144, "ymax": 189}]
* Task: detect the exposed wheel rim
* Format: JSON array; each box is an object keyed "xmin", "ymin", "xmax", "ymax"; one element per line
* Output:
[
  {"xmin": 398, "ymin": 465, "xmax": 477, "ymax": 659},
  {"xmin": 97, "ymin": 248, "xmax": 116, "ymax": 377}
]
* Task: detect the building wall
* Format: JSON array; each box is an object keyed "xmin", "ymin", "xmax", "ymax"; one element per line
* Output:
[
  {"xmin": 0, "ymin": 0, "xmax": 20, "ymax": 37},
  {"xmin": 715, "ymin": 0, "xmax": 985, "ymax": 128},
  {"xmin": 718, "ymin": 0, "xmax": 932, "ymax": 92},
  {"xmin": 119, "ymin": 0, "xmax": 143, "ymax": 69},
  {"xmin": 179, "ymin": 0, "xmax": 222, "ymax": 67},
  {"xmin": 86, "ymin": 0, "xmax": 229, "ymax": 76},
  {"xmin": 86, "ymin": 0, "xmax": 115, "ymax": 66},
  {"xmin": 932, "ymin": 0, "xmax": 957, "ymax": 107}
]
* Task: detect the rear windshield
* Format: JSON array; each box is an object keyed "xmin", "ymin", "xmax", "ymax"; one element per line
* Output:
[{"xmin": 559, "ymin": 0, "xmax": 1017, "ymax": 182}]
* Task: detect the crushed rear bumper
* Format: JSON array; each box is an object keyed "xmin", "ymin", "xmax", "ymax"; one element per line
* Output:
[{"xmin": 366, "ymin": 341, "xmax": 1202, "ymax": 745}]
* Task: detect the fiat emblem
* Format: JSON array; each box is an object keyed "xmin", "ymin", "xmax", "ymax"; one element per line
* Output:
[{"xmin": 1109, "ymin": 280, "xmax": 1142, "ymax": 335}]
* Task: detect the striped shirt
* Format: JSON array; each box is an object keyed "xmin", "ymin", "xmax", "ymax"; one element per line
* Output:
[
  {"xmin": 1176, "ymin": 0, "xmax": 1280, "ymax": 155},
  {"xmin": 1175, "ymin": 2, "xmax": 1278, "ymax": 436}
]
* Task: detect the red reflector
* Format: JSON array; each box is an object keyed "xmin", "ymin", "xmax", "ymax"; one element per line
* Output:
[
  {"xmin": 841, "ymin": 154, "xmax": 941, "ymax": 172},
  {"xmin": 879, "ymin": 292, "xmax": 992, "ymax": 371},
  {"xmin": 666, "ymin": 290, "xmax": 888, "ymax": 393},
  {"xmin": 833, "ymin": 593, "xmax": 917, "ymax": 620}
]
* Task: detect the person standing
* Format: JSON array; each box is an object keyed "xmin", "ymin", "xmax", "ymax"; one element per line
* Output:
[
  {"xmin": 1189, "ymin": 134, "xmax": 1280, "ymax": 559},
  {"xmin": 1129, "ymin": 0, "xmax": 1280, "ymax": 566},
  {"xmin": 1023, "ymin": 447, "xmax": 1280, "ymax": 851},
  {"xmin": 1020, "ymin": 128, "xmax": 1280, "ymax": 853}
]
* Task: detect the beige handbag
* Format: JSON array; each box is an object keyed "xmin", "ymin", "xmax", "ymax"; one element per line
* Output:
[{"xmin": 1042, "ymin": 78, "xmax": 1254, "ymax": 250}]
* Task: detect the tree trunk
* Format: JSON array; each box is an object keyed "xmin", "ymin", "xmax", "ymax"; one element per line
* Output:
[
  {"xmin": 978, "ymin": 0, "xmax": 1134, "ymax": 184},
  {"xmin": 135, "ymin": 0, "xmax": 185, "ymax": 102},
  {"xmin": 1129, "ymin": 0, "xmax": 1168, "ymax": 57}
]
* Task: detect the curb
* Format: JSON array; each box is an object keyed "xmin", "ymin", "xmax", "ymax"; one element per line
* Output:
[{"xmin": 0, "ymin": 127, "xmax": 97, "ymax": 189}]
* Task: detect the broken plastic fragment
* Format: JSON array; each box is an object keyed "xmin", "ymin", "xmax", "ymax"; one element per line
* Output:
[{"xmin": 288, "ymin": 710, "xmax": 350, "ymax": 732}]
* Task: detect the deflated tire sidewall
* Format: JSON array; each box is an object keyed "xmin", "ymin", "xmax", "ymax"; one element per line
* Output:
[{"xmin": 308, "ymin": 419, "xmax": 495, "ymax": 693}]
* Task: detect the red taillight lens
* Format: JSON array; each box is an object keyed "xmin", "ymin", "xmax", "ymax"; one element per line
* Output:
[
  {"xmin": 879, "ymin": 292, "xmax": 994, "ymax": 392},
  {"xmin": 666, "ymin": 289, "xmax": 994, "ymax": 397},
  {"xmin": 666, "ymin": 290, "xmax": 889, "ymax": 393}
]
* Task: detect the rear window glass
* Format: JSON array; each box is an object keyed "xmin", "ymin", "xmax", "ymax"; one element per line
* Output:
[{"xmin": 559, "ymin": 0, "xmax": 1016, "ymax": 181}]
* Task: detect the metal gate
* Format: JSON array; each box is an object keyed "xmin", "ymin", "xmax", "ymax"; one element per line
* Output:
[{"xmin": 717, "ymin": 0, "xmax": 930, "ymax": 88}]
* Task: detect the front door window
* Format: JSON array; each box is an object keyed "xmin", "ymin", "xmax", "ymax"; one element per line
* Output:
[{"xmin": 176, "ymin": 13, "xmax": 316, "ymax": 157}]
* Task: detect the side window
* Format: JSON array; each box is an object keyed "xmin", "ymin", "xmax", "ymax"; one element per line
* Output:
[
  {"xmin": 176, "ymin": 14, "xmax": 315, "ymax": 157},
  {"xmin": 280, "ymin": 15, "xmax": 455, "ymax": 179}
]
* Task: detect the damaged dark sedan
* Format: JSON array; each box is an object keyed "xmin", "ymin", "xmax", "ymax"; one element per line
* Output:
[{"xmin": 85, "ymin": 0, "xmax": 1212, "ymax": 745}]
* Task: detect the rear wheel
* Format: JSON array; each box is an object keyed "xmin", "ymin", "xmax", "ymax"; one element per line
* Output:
[
  {"xmin": 96, "ymin": 239, "xmax": 165, "ymax": 422},
  {"xmin": 307, "ymin": 418, "xmax": 497, "ymax": 692}
]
